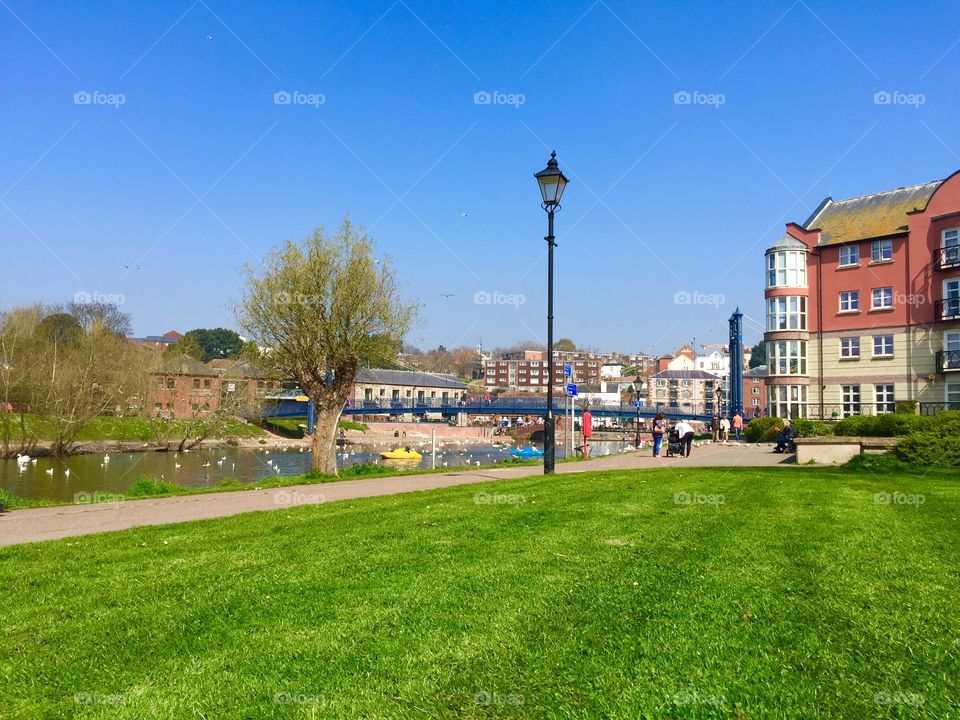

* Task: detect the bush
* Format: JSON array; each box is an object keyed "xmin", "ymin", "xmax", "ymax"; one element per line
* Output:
[
  {"xmin": 791, "ymin": 419, "xmax": 833, "ymax": 438},
  {"xmin": 833, "ymin": 412, "xmax": 958, "ymax": 438},
  {"xmin": 744, "ymin": 416, "xmax": 783, "ymax": 443},
  {"xmin": 126, "ymin": 475, "xmax": 187, "ymax": 497},
  {"xmin": 844, "ymin": 454, "xmax": 914, "ymax": 474},
  {"xmin": 895, "ymin": 431, "xmax": 960, "ymax": 466}
]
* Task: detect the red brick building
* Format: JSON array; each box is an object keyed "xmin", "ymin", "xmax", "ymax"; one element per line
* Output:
[
  {"xmin": 763, "ymin": 171, "xmax": 960, "ymax": 418},
  {"xmin": 483, "ymin": 350, "xmax": 601, "ymax": 392},
  {"xmin": 149, "ymin": 358, "xmax": 281, "ymax": 419}
]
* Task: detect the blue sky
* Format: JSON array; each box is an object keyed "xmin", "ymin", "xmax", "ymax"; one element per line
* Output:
[{"xmin": 3, "ymin": 0, "xmax": 960, "ymax": 355}]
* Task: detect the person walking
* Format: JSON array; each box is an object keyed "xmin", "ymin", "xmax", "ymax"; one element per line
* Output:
[
  {"xmin": 674, "ymin": 419, "xmax": 695, "ymax": 457},
  {"xmin": 719, "ymin": 416, "xmax": 730, "ymax": 443},
  {"xmin": 731, "ymin": 412, "xmax": 743, "ymax": 442},
  {"xmin": 651, "ymin": 412, "xmax": 666, "ymax": 457},
  {"xmin": 711, "ymin": 414, "xmax": 720, "ymax": 443}
]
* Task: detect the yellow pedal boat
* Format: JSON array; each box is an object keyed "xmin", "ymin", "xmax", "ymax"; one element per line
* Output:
[{"xmin": 379, "ymin": 447, "xmax": 423, "ymax": 460}]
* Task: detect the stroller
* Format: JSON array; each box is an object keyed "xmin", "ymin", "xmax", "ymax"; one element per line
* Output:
[{"xmin": 665, "ymin": 428, "xmax": 683, "ymax": 457}]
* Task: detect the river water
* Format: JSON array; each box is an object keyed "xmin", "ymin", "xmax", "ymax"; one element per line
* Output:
[{"xmin": 0, "ymin": 440, "xmax": 632, "ymax": 502}]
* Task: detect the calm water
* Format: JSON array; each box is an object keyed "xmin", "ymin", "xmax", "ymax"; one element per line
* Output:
[{"xmin": 0, "ymin": 440, "xmax": 631, "ymax": 502}]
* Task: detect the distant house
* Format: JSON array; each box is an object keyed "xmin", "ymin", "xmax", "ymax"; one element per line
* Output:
[
  {"xmin": 743, "ymin": 366, "xmax": 769, "ymax": 416},
  {"xmin": 130, "ymin": 330, "xmax": 182, "ymax": 351},
  {"xmin": 647, "ymin": 369, "xmax": 722, "ymax": 414},
  {"xmin": 149, "ymin": 357, "xmax": 279, "ymax": 419},
  {"xmin": 352, "ymin": 369, "xmax": 467, "ymax": 406}
]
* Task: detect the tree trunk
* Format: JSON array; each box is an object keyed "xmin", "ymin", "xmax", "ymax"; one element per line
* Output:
[{"xmin": 311, "ymin": 402, "xmax": 341, "ymax": 475}]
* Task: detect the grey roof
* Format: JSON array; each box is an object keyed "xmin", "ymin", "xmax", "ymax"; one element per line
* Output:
[
  {"xmin": 650, "ymin": 370, "xmax": 722, "ymax": 380},
  {"xmin": 765, "ymin": 233, "xmax": 808, "ymax": 252},
  {"xmin": 743, "ymin": 366, "xmax": 768, "ymax": 378},
  {"xmin": 803, "ymin": 180, "xmax": 943, "ymax": 246},
  {"xmin": 356, "ymin": 368, "xmax": 467, "ymax": 390}
]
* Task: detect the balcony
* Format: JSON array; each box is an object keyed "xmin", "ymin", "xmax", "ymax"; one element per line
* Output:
[
  {"xmin": 936, "ymin": 349, "xmax": 960, "ymax": 373},
  {"xmin": 936, "ymin": 245, "xmax": 960, "ymax": 271},
  {"xmin": 935, "ymin": 298, "xmax": 960, "ymax": 321}
]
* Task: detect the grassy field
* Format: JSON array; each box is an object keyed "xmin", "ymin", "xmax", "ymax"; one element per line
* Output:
[
  {"xmin": 5, "ymin": 413, "xmax": 264, "ymax": 442},
  {"xmin": 2, "ymin": 465, "xmax": 958, "ymax": 718}
]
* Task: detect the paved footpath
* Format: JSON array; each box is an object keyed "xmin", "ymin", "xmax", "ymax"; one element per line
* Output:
[{"xmin": 0, "ymin": 443, "xmax": 792, "ymax": 548}]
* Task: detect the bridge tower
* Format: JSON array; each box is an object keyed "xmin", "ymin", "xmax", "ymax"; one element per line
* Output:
[{"xmin": 728, "ymin": 306, "xmax": 744, "ymax": 417}]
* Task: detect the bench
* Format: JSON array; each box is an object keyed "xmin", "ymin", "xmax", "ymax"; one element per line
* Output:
[{"xmin": 794, "ymin": 436, "xmax": 899, "ymax": 464}]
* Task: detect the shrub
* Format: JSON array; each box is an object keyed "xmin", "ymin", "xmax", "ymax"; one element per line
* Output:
[
  {"xmin": 744, "ymin": 416, "xmax": 783, "ymax": 443},
  {"xmin": 791, "ymin": 419, "xmax": 833, "ymax": 438},
  {"xmin": 126, "ymin": 475, "xmax": 187, "ymax": 497},
  {"xmin": 834, "ymin": 412, "xmax": 957, "ymax": 438},
  {"xmin": 895, "ymin": 431, "xmax": 960, "ymax": 466},
  {"xmin": 338, "ymin": 420, "xmax": 369, "ymax": 433}
]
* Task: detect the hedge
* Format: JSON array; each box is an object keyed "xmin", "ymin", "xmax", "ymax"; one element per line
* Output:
[{"xmin": 833, "ymin": 411, "xmax": 960, "ymax": 438}]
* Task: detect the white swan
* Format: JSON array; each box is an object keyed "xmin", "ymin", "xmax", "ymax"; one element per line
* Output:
[
  {"xmin": 16, "ymin": 453, "xmax": 30, "ymax": 464},
  {"xmin": 45, "ymin": 468, "xmax": 54, "ymax": 475}
]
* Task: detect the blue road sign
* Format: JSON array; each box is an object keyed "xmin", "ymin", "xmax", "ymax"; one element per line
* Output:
[
  {"xmin": 564, "ymin": 364, "xmax": 572, "ymax": 377},
  {"xmin": 634, "ymin": 401, "xmax": 641, "ymax": 408},
  {"xmin": 566, "ymin": 383, "xmax": 577, "ymax": 396}
]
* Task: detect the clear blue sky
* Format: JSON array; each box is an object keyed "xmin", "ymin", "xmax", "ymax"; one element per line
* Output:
[{"xmin": 3, "ymin": 0, "xmax": 959, "ymax": 355}]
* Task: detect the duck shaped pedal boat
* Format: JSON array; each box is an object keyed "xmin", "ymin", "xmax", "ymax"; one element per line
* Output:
[
  {"xmin": 510, "ymin": 446, "xmax": 544, "ymax": 459},
  {"xmin": 379, "ymin": 447, "xmax": 423, "ymax": 460}
]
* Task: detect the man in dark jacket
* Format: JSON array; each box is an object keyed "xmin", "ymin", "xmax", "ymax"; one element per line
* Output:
[{"xmin": 773, "ymin": 420, "xmax": 796, "ymax": 453}]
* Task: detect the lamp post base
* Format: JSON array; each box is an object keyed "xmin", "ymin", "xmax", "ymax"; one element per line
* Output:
[{"xmin": 543, "ymin": 418, "xmax": 555, "ymax": 474}]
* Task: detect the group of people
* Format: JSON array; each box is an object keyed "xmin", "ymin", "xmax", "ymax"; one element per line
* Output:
[{"xmin": 650, "ymin": 411, "xmax": 745, "ymax": 458}]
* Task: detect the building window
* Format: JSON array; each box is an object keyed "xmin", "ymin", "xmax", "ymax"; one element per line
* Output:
[
  {"xmin": 766, "ymin": 296, "xmax": 807, "ymax": 331},
  {"xmin": 842, "ymin": 385, "xmax": 861, "ymax": 417},
  {"xmin": 157, "ymin": 378, "xmax": 164, "ymax": 389},
  {"xmin": 840, "ymin": 337, "xmax": 860, "ymax": 358},
  {"xmin": 873, "ymin": 335, "xmax": 894, "ymax": 357},
  {"xmin": 379, "ymin": 388, "xmax": 385, "ymax": 397},
  {"xmin": 871, "ymin": 239, "xmax": 893, "ymax": 263},
  {"xmin": 166, "ymin": 378, "xmax": 175, "ymax": 389},
  {"xmin": 872, "ymin": 287, "xmax": 893, "ymax": 310},
  {"xmin": 944, "ymin": 279, "xmax": 960, "ymax": 319},
  {"xmin": 875, "ymin": 384, "xmax": 895, "ymax": 414},
  {"xmin": 205, "ymin": 379, "xmax": 212, "ymax": 389},
  {"xmin": 839, "ymin": 244, "xmax": 860, "ymax": 267},
  {"xmin": 193, "ymin": 379, "xmax": 200, "ymax": 389},
  {"xmin": 752, "ymin": 398, "xmax": 760, "ymax": 406},
  {"xmin": 752, "ymin": 387, "xmax": 760, "ymax": 395},
  {"xmin": 948, "ymin": 381, "xmax": 960, "ymax": 409},
  {"xmin": 767, "ymin": 340, "xmax": 808, "ymax": 375},
  {"xmin": 769, "ymin": 385, "xmax": 807, "ymax": 419},
  {"xmin": 942, "ymin": 229, "xmax": 960, "ymax": 268},
  {"xmin": 766, "ymin": 250, "xmax": 807, "ymax": 288},
  {"xmin": 839, "ymin": 291, "xmax": 859, "ymax": 312}
]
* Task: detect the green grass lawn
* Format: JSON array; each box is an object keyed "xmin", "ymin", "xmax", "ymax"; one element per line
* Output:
[
  {"xmin": 2, "ymin": 465, "xmax": 958, "ymax": 718},
  {"xmin": 5, "ymin": 413, "xmax": 264, "ymax": 442}
]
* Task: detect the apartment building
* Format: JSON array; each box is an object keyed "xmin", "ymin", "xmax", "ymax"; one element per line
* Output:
[
  {"xmin": 483, "ymin": 350, "xmax": 601, "ymax": 392},
  {"xmin": 762, "ymin": 171, "xmax": 960, "ymax": 419}
]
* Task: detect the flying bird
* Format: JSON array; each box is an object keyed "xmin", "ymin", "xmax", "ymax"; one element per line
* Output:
[
  {"xmin": 206, "ymin": 34, "xmax": 215, "ymax": 40},
  {"xmin": 440, "ymin": 293, "xmax": 454, "ymax": 298},
  {"xmin": 458, "ymin": 212, "xmax": 468, "ymax": 218}
]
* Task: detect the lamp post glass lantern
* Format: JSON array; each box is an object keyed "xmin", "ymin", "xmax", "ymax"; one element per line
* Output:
[{"xmin": 534, "ymin": 151, "xmax": 569, "ymax": 474}]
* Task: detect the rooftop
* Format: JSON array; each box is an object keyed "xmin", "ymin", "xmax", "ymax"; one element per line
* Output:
[
  {"xmin": 650, "ymin": 370, "xmax": 722, "ymax": 380},
  {"xmin": 356, "ymin": 368, "xmax": 467, "ymax": 390},
  {"xmin": 803, "ymin": 180, "xmax": 943, "ymax": 246}
]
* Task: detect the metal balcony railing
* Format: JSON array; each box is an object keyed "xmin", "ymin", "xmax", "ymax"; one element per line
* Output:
[
  {"xmin": 936, "ymin": 349, "xmax": 960, "ymax": 373},
  {"xmin": 935, "ymin": 297, "xmax": 960, "ymax": 321},
  {"xmin": 936, "ymin": 245, "xmax": 960, "ymax": 270}
]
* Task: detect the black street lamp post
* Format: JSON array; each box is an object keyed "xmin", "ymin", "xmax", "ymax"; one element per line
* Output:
[{"xmin": 534, "ymin": 151, "xmax": 569, "ymax": 474}]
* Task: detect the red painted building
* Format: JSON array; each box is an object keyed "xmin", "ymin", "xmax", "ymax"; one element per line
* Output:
[{"xmin": 763, "ymin": 171, "xmax": 960, "ymax": 418}]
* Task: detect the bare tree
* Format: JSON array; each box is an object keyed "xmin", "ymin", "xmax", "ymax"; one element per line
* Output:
[{"xmin": 237, "ymin": 219, "xmax": 417, "ymax": 474}]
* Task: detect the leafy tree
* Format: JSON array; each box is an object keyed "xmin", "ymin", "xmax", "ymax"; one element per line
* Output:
[
  {"xmin": 38, "ymin": 312, "xmax": 82, "ymax": 346},
  {"xmin": 555, "ymin": 338, "xmax": 576, "ymax": 352},
  {"xmin": 237, "ymin": 219, "xmax": 418, "ymax": 474},
  {"xmin": 181, "ymin": 328, "xmax": 244, "ymax": 362},
  {"xmin": 748, "ymin": 341, "xmax": 766, "ymax": 369},
  {"xmin": 165, "ymin": 334, "xmax": 205, "ymax": 361},
  {"xmin": 238, "ymin": 340, "xmax": 263, "ymax": 365}
]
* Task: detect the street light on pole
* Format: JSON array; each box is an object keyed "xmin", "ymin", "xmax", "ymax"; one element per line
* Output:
[{"xmin": 534, "ymin": 151, "xmax": 569, "ymax": 475}]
